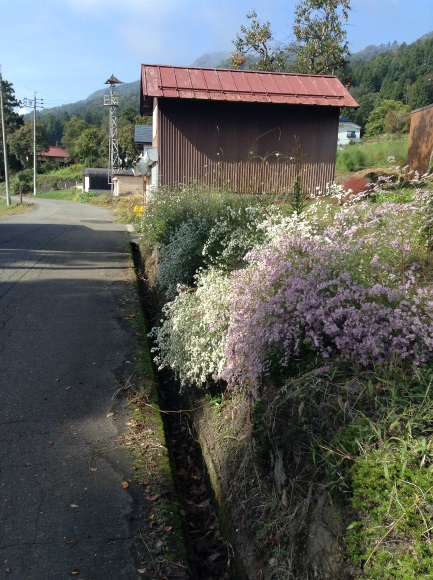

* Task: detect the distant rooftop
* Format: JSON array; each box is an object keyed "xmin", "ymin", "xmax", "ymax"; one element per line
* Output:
[
  {"xmin": 38, "ymin": 146, "xmax": 70, "ymax": 158},
  {"xmin": 134, "ymin": 125, "xmax": 152, "ymax": 144}
]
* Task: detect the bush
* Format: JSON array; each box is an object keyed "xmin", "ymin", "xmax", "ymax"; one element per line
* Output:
[
  {"xmin": 336, "ymin": 139, "xmax": 408, "ymax": 172},
  {"xmin": 153, "ymin": 191, "xmax": 433, "ymax": 391},
  {"xmin": 152, "ymin": 267, "xmax": 231, "ymax": 388},
  {"xmin": 11, "ymin": 169, "xmax": 34, "ymax": 194}
]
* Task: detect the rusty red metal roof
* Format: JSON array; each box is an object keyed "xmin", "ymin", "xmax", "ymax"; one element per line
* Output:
[
  {"xmin": 38, "ymin": 146, "xmax": 70, "ymax": 158},
  {"xmin": 141, "ymin": 64, "xmax": 358, "ymax": 114}
]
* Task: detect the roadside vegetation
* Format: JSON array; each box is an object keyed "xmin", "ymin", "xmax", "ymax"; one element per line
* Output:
[
  {"xmin": 117, "ymin": 136, "xmax": 433, "ymax": 577},
  {"xmin": 0, "ymin": 198, "xmax": 33, "ymax": 217}
]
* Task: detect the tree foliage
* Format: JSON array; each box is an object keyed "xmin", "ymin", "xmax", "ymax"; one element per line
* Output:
[
  {"xmin": 231, "ymin": 1, "xmax": 350, "ymax": 78},
  {"xmin": 0, "ymin": 78, "xmax": 24, "ymax": 175},
  {"xmin": 292, "ymin": 0, "xmax": 351, "ymax": 77},
  {"xmin": 74, "ymin": 127, "xmax": 105, "ymax": 167},
  {"xmin": 231, "ymin": 11, "xmax": 289, "ymax": 71},
  {"xmin": 61, "ymin": 116, "xmax": 89, "ymax": 157},
  {"xmin": 348, "ymin": 37, "xmax": 433, "ymax": 130},
  {"xmin": 7, "ymin": 122, "xmax": 49, "ymax": 168}
]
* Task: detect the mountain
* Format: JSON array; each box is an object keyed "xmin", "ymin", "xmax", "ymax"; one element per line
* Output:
[
  {"xmin": 349, "ymin": 41, "xmax": 401, "ymax": 62},
  {"xmin": 191, "ymin": 51, "xmax": 231, "ymax": 68},
  {"xmin": 37, "ymin": 29, "xmax": 433, "ymax": 143}
]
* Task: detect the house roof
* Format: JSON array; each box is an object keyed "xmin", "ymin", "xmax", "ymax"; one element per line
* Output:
[
  {"xmin": 134, "ymin": 125, "xmax": 152, "ymax": 144},
  {"xmin": 339, "ymin": 116, "xmax": 361, "ymax": 128},
  {"xmin": 83, "ymin": 168, "xmax": 134, "ymax": 176},
  {"xmin": 38, "ymin": 146, "xmax": 70, "ymax": 158},
  {"xmin": 140, "ymin": 64, "xmax": 358, "ymax": 115}
]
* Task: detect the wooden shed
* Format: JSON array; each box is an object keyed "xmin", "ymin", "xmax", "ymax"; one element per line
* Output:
[
  {"xmin": 408, "ymin": 104, "xmax": 433, "ymax": 174},
  {"xmin": 140, "ymin": 64, "xmax": 358, "ymax": 195}
]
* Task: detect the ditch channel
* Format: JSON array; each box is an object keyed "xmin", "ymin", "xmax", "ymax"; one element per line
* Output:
[{"xmin": 131, "ymin": 242, "xmax": 237, "ymax": 580}]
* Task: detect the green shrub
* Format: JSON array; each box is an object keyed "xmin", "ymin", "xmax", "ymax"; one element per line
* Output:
[
  {"xmin": 336, "ymin": 139, "xmax": 408, "ymax": 172},
  {"xmin": 11, "ymin": 169, "xmax": 34, "ymax": 194}
]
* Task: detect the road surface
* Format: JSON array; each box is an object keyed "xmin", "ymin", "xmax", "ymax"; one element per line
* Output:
[{"xmin": 0, "ymin": 199, "xmax": 145, "ymax": 579}]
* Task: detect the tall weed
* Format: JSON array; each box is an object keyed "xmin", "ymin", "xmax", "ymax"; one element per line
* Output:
[{"xmin": 337, "ymin": 139, "xmax": 408, "ymax": 172}]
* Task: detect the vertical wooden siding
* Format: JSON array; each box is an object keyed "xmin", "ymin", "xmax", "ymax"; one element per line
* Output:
[
  {"xmin": 158, "ymin": 99, "xmax": 339, "ymax": 195},
  {"xmin": 408, "ymin": 105, "xmax": 433, "ymax": 174}
]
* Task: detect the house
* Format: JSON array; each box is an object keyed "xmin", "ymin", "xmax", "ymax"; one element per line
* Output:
[
  {"xmin": 408, "ymin": 103, "xmax": 433, "ymax": 174},
  {"xmin": 140, "ymin": 64, "xmax": 358, "ymax": 196},
  {"xmin": 134, "ymin": 125, "xmax": 152, "ymax": 149},
  {"xmin": 83, "ymin": 168, "xmax": 143, "ymax": 196},
  {"xmin": 37, "ymin": 146, "xmax": 71, "ymax": 165},
  {"xmin": 337, "ymin": 117, "xmax": 361, "ymax": 147},
  {"xmin": 132, "ymin": 125, "xmax": 152, "ymax": 183}
]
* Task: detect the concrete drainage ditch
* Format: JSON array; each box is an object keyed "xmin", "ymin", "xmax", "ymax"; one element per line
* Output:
[{"xmin": 131, "ymin": 242, "xmax": 236, "ymax": 580}]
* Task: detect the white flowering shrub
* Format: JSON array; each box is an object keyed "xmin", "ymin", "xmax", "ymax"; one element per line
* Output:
[
  {"xmin": 152, "ymin": 267, "xmax": 232, "ymax": 389},
  {"xmin": 202, "ymin": 204, "xmax": 266, "ymax": 268}
]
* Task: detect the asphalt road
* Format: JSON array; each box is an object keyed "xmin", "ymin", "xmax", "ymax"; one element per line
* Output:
[{"xmin": 0, "ymin": 199, "xmax": 144, "ymax": 579}]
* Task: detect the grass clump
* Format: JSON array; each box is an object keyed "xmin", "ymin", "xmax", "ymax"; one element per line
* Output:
[
  {"xmin": 337, "ymin": 139, "xmax": 408, "ymax": 172},
  {"xmin": 344, "ymin": 367, "xmax": 433, "ymax": 578},
  {"xmin": 0, "ymin": 198, "xmax": 34, "ymax": 216}
]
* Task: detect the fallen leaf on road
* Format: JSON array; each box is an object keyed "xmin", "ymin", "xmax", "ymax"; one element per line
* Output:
[
  {"xmin": 121, "ymin": 481, "xmax": 129, "ymax": 489},
  {"xmin": 69, "ymin": 503, "xmax": 79, "ymax": 508},
  {"xmin": 106, "ymin": 412, "xmax": 115, "ymax": 418},
  {"xmin": 4, "ymin": 568, "xmax": 12, "ymax": 574},
  {"xmin": 147, "ymin": 494, "xmax": 160, "ymax": 502},
  {"xmin": 137, "ymin": 569, "xmax": 147, "ymax": 574},
  {"xmin": 66, "ymin": 386, "xmax": 72, "ymax": 390},
  {"xmin": 70, "ymin": 570, "xmax": 80, "ymax": 576}
]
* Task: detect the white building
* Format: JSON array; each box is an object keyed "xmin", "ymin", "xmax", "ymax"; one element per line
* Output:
[{"xmin": 338, "ymin": 116, "xmax": 361, "ymax": 147}]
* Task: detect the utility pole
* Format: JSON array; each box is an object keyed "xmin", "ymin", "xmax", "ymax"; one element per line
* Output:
[
  {"xmin": 103, "ymin": 75, "xmax": 122, "ymax": 195},
  {"xmin": 0, "ymin": 66, "xmax": 11, "ymax": 206},
  {"xmin": 22, "ymin": 93, "xmax": 43, "ymax": 196}
]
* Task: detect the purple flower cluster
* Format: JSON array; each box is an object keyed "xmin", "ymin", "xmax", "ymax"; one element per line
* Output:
[{"xmin": 219, "ymin": 228, "xmax": 433, "ymax": 389}]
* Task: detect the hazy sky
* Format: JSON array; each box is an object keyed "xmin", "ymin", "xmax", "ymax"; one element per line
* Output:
[{"xmin": 1, "ymin": 0, "xmax": 432, "ymax": 109}]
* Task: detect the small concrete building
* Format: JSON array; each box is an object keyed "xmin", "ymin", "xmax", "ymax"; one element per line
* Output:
[{"xmin": 83, "ymin": 168, "xmax": 143, "ymax": 195}]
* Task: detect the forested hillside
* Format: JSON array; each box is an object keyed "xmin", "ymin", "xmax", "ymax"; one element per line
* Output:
[
  {"xmin": 347, "ymin": 35, "xmax": 433, "ymax": 129},
  {"xmin": 37, "ymin": 31, "xmax": 433, "ymax": 146},
  {"xmin": 1, "ymin": 29, "xmax": 432, "ymax": 181}
]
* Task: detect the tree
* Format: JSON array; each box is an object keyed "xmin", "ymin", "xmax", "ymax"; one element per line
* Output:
[
  {"xmin": 62, "ymin": 116, "xmax": 89, "ymax": 157},
  {"xmin": 8, "ymin": 122, "xmax": 49, "ymax": 168},
  {"xmin": 231, "ymin": 11, "xmax": 289, "ymax": 71},
  {"xmin": 293, "ymin": 0, "xmax": 351, "ymax": 78},
  {"xmin": 365, "ymin": 100, "xmax": 410, "ymax": 137},
  {"xmin": 0, "ymin": 77, "xmax": 24, "ymax": 176},
  {"xmin": 121, "ymin": 106, "xmax": 137, "ymax": 124},
  {"xmin": 40, "ymin": 112, "xmax": 70, "ymax": 146},
  {"xmin": 74, "ymin": 127, "xmax": 105, "ymax": 167}
]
